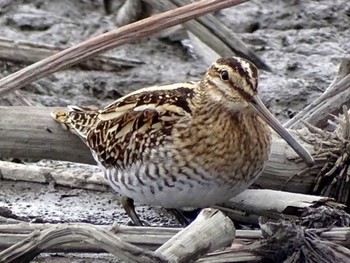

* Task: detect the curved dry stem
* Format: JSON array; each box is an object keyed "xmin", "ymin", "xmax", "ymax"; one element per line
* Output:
[{"xmin": 0, "ymin": 224, "xmax": 167, "ymax": 263}]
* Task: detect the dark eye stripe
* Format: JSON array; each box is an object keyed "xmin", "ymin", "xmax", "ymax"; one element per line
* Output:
[
  {"xmin": 209, "ymin": 59, "xmax": 258, "ymax": 94},
  {"xmin": 222, "ymin": 58, "xmax": 258, "ymax": 92}
]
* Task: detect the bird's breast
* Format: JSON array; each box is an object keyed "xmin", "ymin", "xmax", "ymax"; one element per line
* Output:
[{"xmin": 171, "ymin": 110, "xmax": 272, "ymax": 186}]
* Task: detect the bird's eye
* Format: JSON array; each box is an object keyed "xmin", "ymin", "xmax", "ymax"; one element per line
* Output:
[{"xmin": 220, "ymin": 70, "xmax": 229, "ymax": 81}]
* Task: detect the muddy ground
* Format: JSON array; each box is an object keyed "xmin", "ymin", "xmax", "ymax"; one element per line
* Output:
[{"xmin": 0, "ymin": 0, "xmax": 349, "ymax": 262}]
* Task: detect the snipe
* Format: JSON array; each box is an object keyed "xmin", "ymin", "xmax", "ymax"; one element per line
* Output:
[{"xmin": 52, "ymin": 57, "xmax": 314, "ymax": 225}]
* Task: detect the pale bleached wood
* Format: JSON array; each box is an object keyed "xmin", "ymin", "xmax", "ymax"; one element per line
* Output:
[
  {"xmin": 12, "ymin": 90, "xmax": 32, "ymax": 106},
  {"xmin": 0, "ymin": 209, "xmax": 234, "ymax": 263},
  {"xmin": 1, "ymin": 220, "xmax": 350, "ymax": 262},
  {"xmin": 256, "ymin": 130, "xmax": 317, "ymax": 193},
  {"xmin": 0, "ymin": 106, "xmax": 94, "ymax": 164},
  {"xmin": 0, "ymin": 223, "xmax": 180, "ymax": 251},
  {"xmin": 156, "ymin": 208, "xmax": 235, "ymax": 262},
  {"xmin": 0, "ymin": 0, "xmax": 249, "ymax": 97},
  {"xmin": 0, "ymin": 224, "xmax": 168, "ymax": 263},
  {"xmin": 0, "ymin": 161, "xmax": 106, "ymax": 191},
  {"xmin": 217, "ymin": 189, "xmax": 343, "ymax": 225},
  {"xmin": 0, "ymin": 37, "xmax": 142, "ymax": 71}
]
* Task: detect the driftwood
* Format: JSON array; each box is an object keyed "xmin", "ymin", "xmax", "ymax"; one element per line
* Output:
[
  {"xmin": 220, "ymin": 189, "xmax": 344, "ymax": 225},
  {"xmin": 0, "ymin": 208, "xmax": 235, "ymax": 263},
  {"xmin": 0, "ymin": 222, "xmax": 181, "ymax": 252},
  {"xmin": 0, "ymin": 224, "xmax": 168, "ymax": 263},
  {"xmin": 0, "ymin": 160, "xmax": 106, "ymax": 191},
  {"xmin": 0, "ymin": 37, "xmax": 143, "ymax": 71},
  {"xmin": 0, "ymin": 106, "xmax": 94, "ymax": 164},
  {"xmin": 0, "ymin": 208, "xmax": 350, "ymax": 262},
  {"xmin": 155, "ymin": 208, "xmax": 235, "ymax": 262},
  {"xmin": 11, "ymin": 90, "xmax": 32, "ymax": 106}
]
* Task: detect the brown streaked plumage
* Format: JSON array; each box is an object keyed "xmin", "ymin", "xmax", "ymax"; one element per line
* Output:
[{"xmin": 52, "ymin": 57, "xmax": 314, "ymax": 225}]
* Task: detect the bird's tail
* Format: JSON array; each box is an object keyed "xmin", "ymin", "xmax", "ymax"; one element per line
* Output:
[{"xmin": 51, "ymin": 105, "xmax": 99, "ymax": 140}]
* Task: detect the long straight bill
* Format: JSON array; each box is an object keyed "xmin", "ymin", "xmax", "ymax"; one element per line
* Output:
[{"xmin": 250, "ymin": 95, "xmax": 314, "ymax": 166}]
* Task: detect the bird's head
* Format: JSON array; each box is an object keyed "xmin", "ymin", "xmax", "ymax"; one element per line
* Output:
[
  {"xmin": 203, "ymin": 56, "xmax": 314, "ymax": 166},
  {"xmin": 203, "ymin": 56, "xmax": 259, "ymax": 111}
]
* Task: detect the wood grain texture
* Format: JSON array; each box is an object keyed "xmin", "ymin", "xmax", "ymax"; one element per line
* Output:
[{"xmin": 0, "ymin": 106, "xmax": 94, "ymax": 164}]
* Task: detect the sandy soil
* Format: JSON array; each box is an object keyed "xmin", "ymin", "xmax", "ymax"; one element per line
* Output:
[{"xmin": 0, "ymin": 0, "xmax": 349, "ymax": 262}]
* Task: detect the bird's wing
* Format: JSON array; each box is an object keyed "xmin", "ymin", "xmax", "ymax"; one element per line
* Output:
[{"xmin": 84, "ymin": 83, "xmax": 197, "ymax": 169}]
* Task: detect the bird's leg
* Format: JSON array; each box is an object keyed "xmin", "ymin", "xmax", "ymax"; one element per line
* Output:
[
  {"xmin": 121, "ymin": 196, "xmax": 143, "ymax": 226},
  {"xmin": 168, "ymin": 208, "xmax": 191, "ymax": 227}
]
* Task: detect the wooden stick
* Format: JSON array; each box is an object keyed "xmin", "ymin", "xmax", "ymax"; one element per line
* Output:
[
  {"xmin": 0, "ymin": 223, "xmax": 180, "ymax": 251},
  {"xmin": 0, "ymin": 37, "xmax": 142, "ymax": 71},
  {"xmin": 0, "ymin": 220, "xmax": 349, "ymax": 261},
  {"xmin": 0, "ymin": 209, "xmax": 234, "ymax": 263},
  {"xmin": 217, "ymin": 189, "xmax": 343, "ymax": 225},
  {"xmin": 0, "ymin": 224, "xmax": 168, "ymax": 263},
  {"xmin": 156, "ymin": 208, "xmax": 235, "ymax": 262},
  {"xmin": 0, "ymin": 0, "xmax": 249, "ymax": 97},
  {"xmin": 0, "ymin": 161, "xmax": 106, "ymax": 191},
  {"xmin": 12, "ymin": 90, "xmax": 32, "ymax": 106}
]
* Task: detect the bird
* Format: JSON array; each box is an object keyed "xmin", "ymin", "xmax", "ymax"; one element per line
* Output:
[{"xmin": 52, "ymin": 56, "xmax": 314, "ymax": 225}]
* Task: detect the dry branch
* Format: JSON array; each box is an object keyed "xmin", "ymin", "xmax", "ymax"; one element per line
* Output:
[
  {"xmin": 0, "ymin": 224, "xmax": 167, "ymax": 263},
  {"xmin": 0, "ymin": 37, "xmax": 142, "ymax": 71},
  {"xmin": 0, "ymin": 0, "xmax": 250, "ymax": 97},
  {"xmin": 0, "ymin": 223, "xmax": 180, "ymax": 252},
  {"xmin": 156, "ymin": 208, "xmax": 235, "ymax": 262},
  {"xmin": 12, "ymin": 90, "xmax": 32, "ymax": 106},
  {"xmin": 1, "ymin": 218, "xmax": 350, "ymax": 262},
  {"xmin": 0, "ymin": 161, "xmax": 106, "ymax": 191},
  {"xmin": 220, "ymin": 189, "xmax": 344, "ymax": 225},
  {"xmin": 0, "ymin": 209, "xmax": 235, "ymax": 263}
]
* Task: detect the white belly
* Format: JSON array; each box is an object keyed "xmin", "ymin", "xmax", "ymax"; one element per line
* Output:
[{"xmin": 102, "ymin": 162, "xmax": 261, "ymax": 208}]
